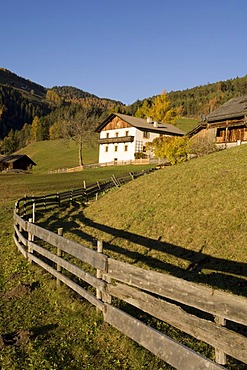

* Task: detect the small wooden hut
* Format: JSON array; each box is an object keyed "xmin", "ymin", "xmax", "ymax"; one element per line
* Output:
[{"xmin": 0, "ymin": 154, "xmax": 36, "ymax": 172}]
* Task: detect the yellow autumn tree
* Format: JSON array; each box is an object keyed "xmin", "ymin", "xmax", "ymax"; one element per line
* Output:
[
  {"xmin": 46, "ymin": 89, "xmax": 62, "ymax": 105},
  {"xmin": 146, "ymin": 136, "xmax": 189, "ymax": 165},
  {"xmin": 135, "ymin": 99, "xmax": 152, "ymax": 118},
  {"xmin": 31, "ymin": 116, "xmax": 40, "ymax": 142},
  {"xmin": 136, "ymin": 90, "xmax": 179, "ymax": 124}
]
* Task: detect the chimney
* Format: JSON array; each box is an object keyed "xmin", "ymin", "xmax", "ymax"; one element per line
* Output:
[
  {"xmin": 153, "ymin": 121, "xmax": 158, "ymax": 128},
  {"xmin": 147, "ymin": 117, "xmax": 152, "ymax": 124}
]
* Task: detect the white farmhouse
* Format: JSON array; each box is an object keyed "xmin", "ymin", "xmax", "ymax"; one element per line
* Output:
[{"xmin": 96, "ymin": 113, "xmax": 185, "ymax": 164}]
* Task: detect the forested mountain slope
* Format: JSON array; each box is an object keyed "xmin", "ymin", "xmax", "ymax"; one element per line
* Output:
[
  {"xmin": 0, "ymin": 68, "xmax": 123, "ymax": 139},
  {"xmin": 127, "ymin": 74, "xmax": 247, "ymax": 118},
  {"xmin": 1, "ymin": 67, "xmax": 247, "ymax": 142}
]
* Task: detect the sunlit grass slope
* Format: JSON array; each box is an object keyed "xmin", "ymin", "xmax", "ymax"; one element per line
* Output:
[
  {"xmin": 81, "ymin": 145, "xmax": 247, "ymax": 295},
  {"xmin": 175, "ymin": 117, "xmax": 198, "ymax": 132},
  {"xmin": 17, "ymin": 138, "xmax": 99, "ymax": 174}
]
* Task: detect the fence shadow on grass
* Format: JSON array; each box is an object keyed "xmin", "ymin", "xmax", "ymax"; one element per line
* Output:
[
  {"xmin": 37, "ymin": 202, "xmax": 96, "ymax": 245},
  {"xmin": 82, "ymin": 216, "xmax": 247, "ymax": 297},
  {"xmin": 37, "ymin": 203, "xmax": 247, "ymax": 297}
]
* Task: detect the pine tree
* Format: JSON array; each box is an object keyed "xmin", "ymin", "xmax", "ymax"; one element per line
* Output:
[{"xmin": 3, "ymin": 129, "xmax": 18, "ymax": 154}]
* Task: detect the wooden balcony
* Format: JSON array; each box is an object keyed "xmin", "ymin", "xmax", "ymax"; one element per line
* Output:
[{"xmin": 98, "ymin": 136, "xmax": 134, "ymax": 144}]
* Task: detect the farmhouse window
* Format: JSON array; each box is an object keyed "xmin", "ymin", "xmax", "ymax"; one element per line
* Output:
[
  {"xmin": 135, "ymin": 140, "xmax": 143, "ymax": 153},
  {"xmin": 106, "ymin": 133, "xmax": 109, "ymax": 139},
  {"xmin": 115, "ymin": 145, "xmax": 118, "ymax": 152},
  {"xmin": 115, "ymin": 132, "xmax": 119, "ymax": 138},
  {"xmin": 124, "ymin": 145, "xmax": 128, "ymax": 152},
  {"xmin": 143, "ymin": 131, "xmax": 150, "ymax": 139},
  {"xmin": 126, "ymin": 130, "xmax": 129, "ymax": 136},
  {"xmin": 216, "ymin": 128, "xmax": 226, "ymax": 143},
  {"xmin": 105, "ymin": 146, "xmax": 109, "ymax": 152}
]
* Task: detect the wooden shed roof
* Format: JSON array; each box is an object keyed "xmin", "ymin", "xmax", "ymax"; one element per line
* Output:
[
  {"xmin": 0, "ymin": 154, "xmax": 36, "ymax": 165},
  {"xmin": 96, "ymin": 113, "xmax": 185, "ymax": 136},
  {"xmin": 207, "ymin": 96, "xmax": 247, "ymax": 122}
]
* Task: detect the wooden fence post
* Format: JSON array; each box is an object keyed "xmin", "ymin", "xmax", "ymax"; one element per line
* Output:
[
  {"xmin": 32, "ymin": 201, "xmax": 36, "ymax": 224},
  {"xmin": 214, "ymin": 316, "xmax": 227, "ymax": 365},
  {"xmin": 96, "ymin": 240, "xmax": 112, "ymax": 306},
  {"xmin": 18, "ymin": 224, "xmax": 22, "ymax": 243},
  {"xmin": 57, "ymin": 192, "xmax": 60, "ymax": 207},
  {"xmin": 28, "ymin": 218, "xmax": 33, "ymax": 263},
  {"xmin": 56, "ymin": 227, "xmax": 63, "ymax": 287},
  {"xmin": 15, "ymin": 200, "xmax": 19, "ymax": 215},
  {"xmin": 43, "ymin": 195, "xmax": 47, "ymax": 211},
  {"xmin": 31, "ymin": 201, "xmax": 36, "ymax": 242},
  {"xmin": 96, "ymin": 240, "xmax": 103, "ymax": 303},
  {"xmin": 24, "ymin": 194, "xmax": 27, "ymax": 217}
]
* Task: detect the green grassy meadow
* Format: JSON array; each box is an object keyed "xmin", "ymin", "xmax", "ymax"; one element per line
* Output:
[
  {"xmin": 0, "ymin": 140, "xmax": 247, "ymax": 369},
  {"xmin": 174, "ymin": 117, "xmax": 198, "ymax": 132},
  {"xmin": 17, "ymin": 138, "xmax": 99, "ymax": 174},
  {"xmin": 0, "ymin": 143, "xmax": 162, "ymax": 369}
]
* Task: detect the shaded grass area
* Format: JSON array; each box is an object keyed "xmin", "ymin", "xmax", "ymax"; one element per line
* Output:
[{"xmin": 1, "ymin": 164, "xmax": 170, "ymax": 369}]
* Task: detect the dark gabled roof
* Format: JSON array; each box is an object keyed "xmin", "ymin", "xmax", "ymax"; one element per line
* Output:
[
  {"xmin": 0, "ymin": 154, "xmax": 36, "ymax": 165},
  {"xmin": 96, "ymin": 113, "xmax": 185, "ymax": 136},
  {"xmin": 207, "ymin": 96, "xmax": 247, "ymax": 122}
]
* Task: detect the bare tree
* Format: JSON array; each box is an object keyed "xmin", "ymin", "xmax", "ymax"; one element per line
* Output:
[{"xmin": 61, "ymin": 109, "xmax": 96, "ymax": 167}]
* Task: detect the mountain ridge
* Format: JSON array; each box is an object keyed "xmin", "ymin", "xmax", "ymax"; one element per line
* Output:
[{"xmin": 1, "ymin": 67, "xmax": 247, "ymax": 142}]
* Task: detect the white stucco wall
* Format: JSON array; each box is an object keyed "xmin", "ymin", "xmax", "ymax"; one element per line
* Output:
[
  {"xmin": 99, "ymin": 127, "xmax": 136, "ymax": 163},
  {"xmin": 98, "ymin": 127, "xmax": 162, "ymax": 164}
]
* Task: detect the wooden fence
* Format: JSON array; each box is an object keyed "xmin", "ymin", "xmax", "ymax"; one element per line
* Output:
[
  {"xmin": 13, "ymin": 171, "xmax": 247, "ymax": 370},
  {"xmin": 15, "ymin": 169, "xmax": 155, "ymax": 218},
  {"xmin": 49, "ymin": 158, "xmax": 166, "ymax": 173}
]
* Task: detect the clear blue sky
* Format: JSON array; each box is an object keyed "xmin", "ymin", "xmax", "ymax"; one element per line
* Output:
[{"xmin": 2, "ymin": 0, "xmax": 247, "ymax": 104}]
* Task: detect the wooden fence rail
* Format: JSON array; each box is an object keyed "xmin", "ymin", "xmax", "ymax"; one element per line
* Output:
[
  {"xmin": 12, "ymin": 171, "xmax": 247, "ymax": 369},
  {"xmin": 15, "ymin": 168, "xmax": 156, "ymax": 218}
]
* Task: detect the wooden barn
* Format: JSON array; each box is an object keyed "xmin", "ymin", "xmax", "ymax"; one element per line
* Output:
[
  {"xmin": 188, "ymin": 96, "xmax": 247, "ymax": 148},
  {"xmin": 0, "ymin": 154, "xmax": 36, "ymax": 172}
]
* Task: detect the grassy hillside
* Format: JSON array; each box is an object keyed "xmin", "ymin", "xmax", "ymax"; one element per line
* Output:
[
  {"xmin": 0, "ymin": 164, "xmax": 161, "ymax": 370},
  {"xmin": 17, "ymin": 138, "xmax": 99, "ymax": 174},
  {"xmin": 1, "ymin": 145, "xmax": 246, "ymax": 369},
  {"xmin": 174, "ymin": 117, "xmax": 198, "ymax": 132},
  {"xmin": 73, "ymin": 145, "xmax": 247, "ymax": 296}
]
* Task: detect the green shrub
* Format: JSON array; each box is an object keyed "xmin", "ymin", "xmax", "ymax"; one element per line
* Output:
[
  {"xmin": 134, "ymin": 152, "xmax": 147, "ymax": 159},
  {"xmin": 189, "ymin": 136, "xmax": 218, "ymax": 157},
  {"xmin": 147, "ymin": 136, "xmax": 189, "ymax": 165}
]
